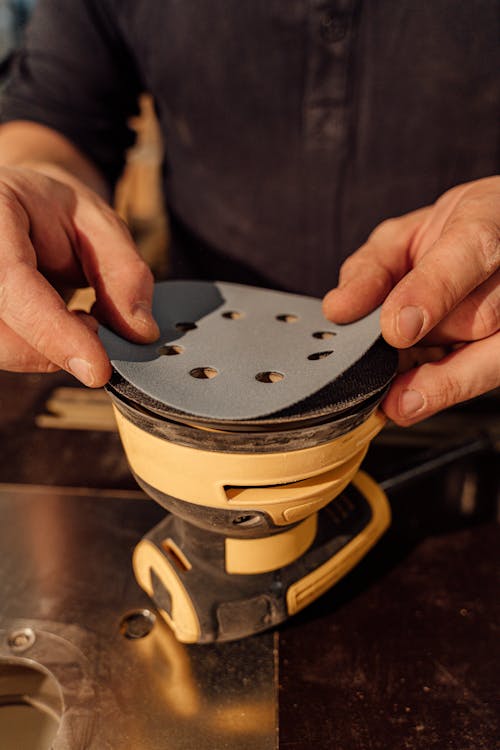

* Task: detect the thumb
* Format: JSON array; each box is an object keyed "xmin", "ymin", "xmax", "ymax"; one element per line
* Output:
[{"xmin": 322, "ymin": 208, "xmax": 428, "ymax": 324}]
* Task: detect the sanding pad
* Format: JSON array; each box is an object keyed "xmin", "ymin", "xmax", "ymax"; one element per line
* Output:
[{"xmin": 99, "ymin": 281, "xmax": 395, "ymax": 422}]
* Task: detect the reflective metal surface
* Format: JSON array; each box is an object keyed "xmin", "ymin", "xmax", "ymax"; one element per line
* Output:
[{"xmin": 0, "ymin": 485, "xmax": 277, "ymax": 749}]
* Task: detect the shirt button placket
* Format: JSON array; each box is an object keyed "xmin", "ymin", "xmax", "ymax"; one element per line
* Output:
[
  {"xmin": 320, "ymin": 11, "xmax": 348, "ymax": 44},
  {"xmin": 302, "ymin": 1, "xmax": 358, "ymax": 292}
]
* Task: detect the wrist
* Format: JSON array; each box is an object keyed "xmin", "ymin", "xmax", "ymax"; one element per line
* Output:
[{"xmin": 0, "ymin": 121, "xmax": 110, "ymax": 200}]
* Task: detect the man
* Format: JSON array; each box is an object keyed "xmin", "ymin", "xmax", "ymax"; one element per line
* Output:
[{"xmin": 0, "ymin": 0, "xmax": 498, "ymax": 426}]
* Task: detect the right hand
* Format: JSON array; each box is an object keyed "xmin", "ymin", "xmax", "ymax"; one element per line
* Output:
[{"xmin": 0, "ymin": 165, "xmax": 159, "ymax": 386}]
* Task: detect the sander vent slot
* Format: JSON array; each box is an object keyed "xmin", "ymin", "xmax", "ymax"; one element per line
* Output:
[
  {"xmin": 326, "ymin": 495, "xmax": 356, "ymax": 524},
  {"xmin": 232, "ymin": 514, "xmax": 261, "ymax": 527},
  {"xmin": 160, "ymin": 538, "xmax": 192, "ymax": 572},
  {"xmin": 224, "ymin": 450, "xmax": 364, "ymax": 510},
  {"xmin": 225, "ymin": 478, "xmax": 303, "ymax": 501}
]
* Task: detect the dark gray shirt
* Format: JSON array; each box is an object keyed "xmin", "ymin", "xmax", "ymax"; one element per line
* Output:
[{"xmin": 1, "ymin": 0, "xmax": 498, "ymax": 296}]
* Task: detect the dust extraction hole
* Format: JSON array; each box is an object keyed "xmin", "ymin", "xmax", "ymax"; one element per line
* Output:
[
  {"xmin": 222, "ymin": 310, "xmax": 244, "ymax": 320},
  {"xmin": 175, "ymin": 321, "xmax": 197, "ymax": 333},
  {"xmin": 276, "ymin": 314, "xmax": 298, "ymax": 323},
  {"xmin": 190, "ymin": 367, "xmax": 218, "ymax": 379},
  {"xmin": 256, "ymin": 371, "xmax": 284, "ymax": 383},
  {"xmin": 308, "ymin": 350, "xmax": 334, "ymax": 360},
  {"xmin": 313, "ymin": 331, "xmax": 336, "ymax": 339},
  {"xmin": 158, "ymin": 344, "xmax": 184, "ymax": 356}
]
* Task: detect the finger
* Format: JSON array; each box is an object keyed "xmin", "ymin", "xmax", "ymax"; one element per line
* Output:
[
  {"xmin": 397, "ymin": 345, "xmax": 451, "ymax": 373},
  {"xmin": 381, "ymin": 218, "xmax": 500, "ymax": 348},
  {"xmin": 0, "ymin": 319, "xmax": 59, "ymax": 373},
  {"xmin": 73, "ymin": 310, "xmax": 100, "ymax": 334},
  {"xmin": 72, "ymin": 194, "xmax": 160, "ymax": 342},
  {"xmin": 419, "ymin": 269, "xmax": 500, "ymax": 345},
  {"xmin": 0, "ymin": 223, "xmax": 112, "ymax": 385},
  {"xmin": 381, "ymin": 331, "xmax": 500, "ymax": 426},
  {"xmin": 322, "ymin": 208, "xmax": 429, "ymax": 323},
  {"xmin": 0, "ymin": 310, "xmax": 101, "ymax": 374}
]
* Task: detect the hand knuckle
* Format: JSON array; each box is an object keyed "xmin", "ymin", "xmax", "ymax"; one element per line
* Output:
[
  {"xmin": 428, "ymin": 367, "xmax": 463, "ymax": 409},
  {"xmin": 339, "ymin": 255, "xmax": 357, "ymax": 275},
  {"xmin": 472, "ymin": 220, "xmax": 500, "ymax": 275},
  {"xmin": 0, "ymin": 184, "xmax": 26, "ymax": 223},
  {"xmin": 425, "ymin": 268, "xmax": 459, "ymax": 312},
  {"xmin": 28, "ymin": 327, "xmax": 51, "ymax": 355},
  {"xmin": 436, "ymin": 183, "xmax": 464, "ymax": 208},
  {"xmin": 369, "ymin": 217, "xmax": 398, "ymax": 242},
  {"xmin": 474, "ymin": 294, "xmax": 500, "ymax": 337}
]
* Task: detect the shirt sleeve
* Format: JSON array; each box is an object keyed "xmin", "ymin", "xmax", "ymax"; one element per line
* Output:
[{"xmin": 0, "ymin": 0, "xmax": 142, "ymax": 187}]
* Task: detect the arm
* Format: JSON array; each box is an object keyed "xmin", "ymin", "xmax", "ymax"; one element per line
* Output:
[
  {"xmin": 0, "ymin": 1, "xmax": 158, "ymax": 385},
  {"xmin": 323, "ymin": 176, "xmax": 500, "ymax": 425}
]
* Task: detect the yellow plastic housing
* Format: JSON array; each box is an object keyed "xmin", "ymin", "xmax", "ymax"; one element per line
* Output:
[
  {"xmin": 286, "ymin": 471, "xmax": 391, "ymax": 614},
  {"xmin": 113, "ymin": 407, "xmax": 385, "ymax": 526},
  {"xmin": 134, "ymin": 539, "xmax": 201, "ymax": 644},
  {"xmin": 225, "ymin": 514, "xmax": 318, "ymax": 575},
  {"xmin": 132, "ymin": 470, "xmax": 390, "ymax": 643}
]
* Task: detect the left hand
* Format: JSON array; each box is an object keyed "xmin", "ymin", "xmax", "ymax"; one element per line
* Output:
[{"xmin": 322, "ymin": 176, "xmax": 500, "ymax": 425}]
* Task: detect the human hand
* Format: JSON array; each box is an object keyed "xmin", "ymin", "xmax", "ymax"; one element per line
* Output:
[
  {"xmin": 323, "ymin": 176, "xmax": 500, "ymax": 425},
  {"xmin": 0, "ymin": 165, "xmax": 159, "ymax": 386}
]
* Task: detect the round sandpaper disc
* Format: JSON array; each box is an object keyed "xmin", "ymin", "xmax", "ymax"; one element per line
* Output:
[{"xmin": 99, "ymin": 281, "xmax": 391, "ymax": 422}]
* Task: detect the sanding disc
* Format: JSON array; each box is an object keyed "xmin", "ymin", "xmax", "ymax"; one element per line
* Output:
[{"xmin": 99, "ymin": 281, "xmax": 396, "ymax": 423}]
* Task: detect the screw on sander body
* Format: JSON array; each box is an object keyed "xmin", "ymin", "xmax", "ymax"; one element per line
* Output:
[
  {"xmin": 8, "ymin": 627, "xmax": 36, "ymax": 652},
  {"xmin": 120, "ymin": 609, "xmax": 156, "ymax": 640}
]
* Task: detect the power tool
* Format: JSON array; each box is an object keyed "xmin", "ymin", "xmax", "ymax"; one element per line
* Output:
[{"xmin": 100, "ymin": 281, "xmax": 398, "ymax": 643}]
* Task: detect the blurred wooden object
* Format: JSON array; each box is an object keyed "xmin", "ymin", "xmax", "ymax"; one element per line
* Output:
[
  {"xmin": 70, "ymin": 93, "xmax": 168, "ymax": 312},
  {"xmin": 36, "ymin": 387, "xmax": 116, "ymax": 431},
  {"xmin": 115, "ymin": 93, "xmax": 169, "ymax": 278}
]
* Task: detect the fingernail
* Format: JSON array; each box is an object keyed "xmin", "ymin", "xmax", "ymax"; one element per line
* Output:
[
  {"xmin": 397, "ymin": 306, "xmax": 425, "ymax": 342},
  {"xmin": 68, "ymin": 357, "xmax": 94, "ymax": 386},
  {"xmin": 399, "ymin": 388, "xmax": 425, "ymax": 417},
  {"xmin": 132, "ymin": 302, "xmax": 159, "ymax": 334}
]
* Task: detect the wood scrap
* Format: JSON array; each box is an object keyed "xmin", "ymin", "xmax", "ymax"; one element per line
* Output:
[{"xmin": 36, "ymin": 387, "xmax": 117, "ymax": 431}]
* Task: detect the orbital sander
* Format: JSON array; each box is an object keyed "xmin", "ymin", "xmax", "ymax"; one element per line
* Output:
[{"xmin": 100, "ymin": 281, "xmax": 398, "ymax": 644}]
